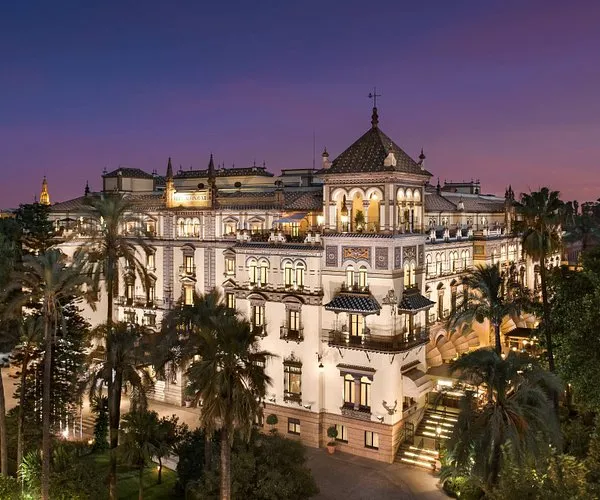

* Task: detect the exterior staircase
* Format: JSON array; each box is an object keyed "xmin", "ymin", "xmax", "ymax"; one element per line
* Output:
[{"xmin": 395, "ymin": 406, "xmax": 460, "ymax": 471}]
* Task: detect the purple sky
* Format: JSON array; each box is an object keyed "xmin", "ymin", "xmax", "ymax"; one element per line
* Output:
[{"xmin": 1, "ymin": 0, "xmax": 599, "ymax": 207}]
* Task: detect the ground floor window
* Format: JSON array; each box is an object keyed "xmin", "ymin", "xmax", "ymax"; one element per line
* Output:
[
  {"xmin": 184, "ymin": 286, "xmax": 194, "ymax": 305},
  {"xmin": 226, "ymin": 292, "xmax": 236, "ymax": 310},
  {"xmin": 365, "ymin": 431, "xmax": 379, "ymax": 450},
  {"xmin": 335, "ymin": 424, "xmax": 348, "ymax": 443},
  {"xmin": 287, "ymin": 418, "xmax": 300, "ymax": 435}
]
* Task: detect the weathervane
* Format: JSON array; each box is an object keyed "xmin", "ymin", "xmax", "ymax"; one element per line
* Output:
[{"xmin": 368, "ymin": 87, "xmax": 381, "ymax": 108}]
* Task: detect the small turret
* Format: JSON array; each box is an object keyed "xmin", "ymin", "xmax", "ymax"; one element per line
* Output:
[
  {"xmin": 165, "ymin": 157, "xmax": 176, "ymax": 208},
  {"xmin": 418, "ymin": 148, "xmax": 426, "ymax": 169},
  {"xmin": 40, "ymin": 176, "xmax": 50, "ymax": 205},
  {"xmin": 321, "ymin": 147, "xmax": 331, "ymax": 170},
  {"xmin": 84, "ymin": 181, "xmax": 90, "ymax": 197}
]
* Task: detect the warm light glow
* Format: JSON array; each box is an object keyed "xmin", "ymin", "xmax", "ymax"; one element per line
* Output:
[
  {"xmin": 316, "ymin": 215, "xmax": 324, "ymax": 225},
  {"xmin": 62, "ymin": 429, "xmax": 69, "ymax": 439}
]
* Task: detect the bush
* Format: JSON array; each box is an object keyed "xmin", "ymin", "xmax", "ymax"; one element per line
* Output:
[
  {"xmin": 266, "ymin": 414, "xmax": 278, "ymax": 434},
  {"xmin": 175, "ymin": 428, "xmax": 209, "ymax": 494},
  {"xmin": 0, "ymin": 476, "xmax": 21, "ymax": 500},
  {"xmin": 326, "ymin": 425, "xmax": 338, "ymax": 446},
  {"xmin": 91, "ymin": 396, "xmax": 109, "ymax": 451}
]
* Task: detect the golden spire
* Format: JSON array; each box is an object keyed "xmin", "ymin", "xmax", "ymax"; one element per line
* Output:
[{"xmin": 40, "ymin": 176, "xmax": 50, "ymax": 205}]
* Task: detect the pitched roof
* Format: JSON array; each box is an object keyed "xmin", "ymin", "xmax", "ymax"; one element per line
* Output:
[
  {"xmin": 50, "ymin": 193, "xmax": 164, "ymax": 212},
  {"xmin": 325, "ymin": 293, "xmax": 381, "ymax": 314},
  {"xmin": 175, "ymin": 166, "xmax": 274, "ymax": 179},
  {"xmin": 323, "ymin": 123, "xmax": 431, "ymax": 176},
  {"xmin": 398, "ymin": 289, "xmax": 436, "ymax": 312},
  {"xmin": 424, "ymin": 192, "xmax": 457, "ymax": 212},
  {"xmin": 103, "ymin": 167, "xmax": 155, "ymax": 179},
  {"xmin": 284, "ymin": 190, "xmax": 322, "ymax": 210}
]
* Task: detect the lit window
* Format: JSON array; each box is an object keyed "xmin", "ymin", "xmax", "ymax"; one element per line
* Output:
[
  {"xmin": 360, "ymin": 376, "xmax": 371, "ymax": 409},
  {"xmin": 288, "ymin": 310, "xmax": 300, "ymax": 332},
  {"xmin": 365, "ymin": 431, "xmax": 379, "ymax": 449},
  {"xmin": 226, "ymin": 292, "xmax": 236, "ymax": 310},
  {"xmin": 184, "ymin": 286, "xmax": 194, "ymax": 305},
  {"xmin": 126, "ymin": 283, "xmax": 134, "ymax": 301},
  {"xmin": 343, "ymin": 374, "xmax": 356, "ymax": 405},
  {"xmin": 147, "ymin": 252, "xmax": 155, "ymax": 270},
  {"xmin": 259, "ymin": 261, "xmax": 269, "ymax": 286},
  {"xmin": 254, "ymin": 412, "xmax": 264, "ymax": 427},
  {"xmin": 295, "ymin": 262, "xmax": 305, "ymax": 288},
  {"xmin": 225, "ymin": 257, "xmax": 235, "ymax": 276},
  {"xmin": 248, "ymin": 259, "xmax": 258, "ymax": 285},
  {"xmin": 252, "ymin": 305, "xmax": 264, "ymax": 327},
  {"xmin": 358, "ymin": 266, "xmax": 368, "ymax": 289},
  {"xmin": 284, "ymin": 362, "xmax": 302, "ymax": 401},
  {"xmin": 403, "ymin": 262, "xmax": 410, "ymax": 287},
  {"xmin": 410, "ymin": 262, "xmax": 416, "ymax": 286},
  {"xmin": 143, "ymin": 313, "xmax": 156, "ymax": 327},
  {"xmin": 287, "ymin": 418, "xmax": 300, "ymax": 435},
  {"xmin": 124, "ymin": 311, "xmax": 136, "ymax": 324},
  {"xmin": 284, "ymin": 262, "xmax": 294, "ymax": 287},
  {"xmin": 185, "ymin": 255, "xmax": 194, "ymax": 274},
  {"xmin": 148, "ymin": 284, "xmax": 155, "ymax": 303},
  {"xmin": 349, "ymin": 314, "xmax": 364, "ymax": 338},
  {"xmin": 346, "ymin": 265, "xmax": 355, "ymax": 287},
  {"xmin": 335, "ymin": 424, "xmax": 348, "ymax": 443}
]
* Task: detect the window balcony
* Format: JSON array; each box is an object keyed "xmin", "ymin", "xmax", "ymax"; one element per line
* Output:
[
  {"xmin": 340, "ymin": 283, "xmax": 370, "ymax": 293},
  {"xmin": 252, "ymin": 325, "xmax": 266, "ymax": 337},
  {"xmin": 280, "ymin": 326, "xmax": 304, "ymax": 343},
  {"xmin": 322, "ymin": 328, "xmax": 429, "ymax": 354},
  {"xmin": 178, "ymin": 265, "xmax": 196, "ymax": 278},
  {"xmin": 283, "ymin": 391, "xmax": 302, "ymax": 404},
  {"xmin": 340, "ymin": 402, "xmax": 372, "ymax": 421}
]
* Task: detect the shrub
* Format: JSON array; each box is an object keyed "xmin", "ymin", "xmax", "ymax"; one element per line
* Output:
[{"xmin": 326, "ymin": 425, "xmax": 338, "ymax": 446}]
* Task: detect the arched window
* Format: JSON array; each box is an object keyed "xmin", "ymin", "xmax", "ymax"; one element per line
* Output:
[
  {"xmin": 178, "ymin": 219, "xmax": 185, "ymax": 237},
  {"xmin": 463, "ymin": 250, "xmax": 469, "ymax": 268},
  {"xmin": 450, "ymin": 252, "xmax": 458, "ymax": 272},
  {"xmin": 404, "ymin": 261, "xmax": 410, "ymax": 287},
  {"xmin": 360, "ymin": 377, "xmax": 371, "ymax": 408},
  {"xmin": 259, "ymin": 260, "xmax": 269, "ymax": 286},
  {"xmin": 192, "ymin": 218, "xmax": 200, "ymax": 237},
  {"xmin": 426, "ymin": 255, "xmax": 432, "ymax": 278},
  {"xmin": 358, "ymin": 266, "xmax": 368, "ymax": 289},
  {"xmin": 436, "ymin": 254, "xmax": 443, "ymax": 275},
  {"xmin": 346, "ymin": 265, "xmax": 355, "ymax": 288},
  {"xmin": 405, "ymin": 189, "xmax": 413, "ymax": 201},
  {"xmin": 185, "ymin": 218, "xmax": 193, "ymax": 237},
  {"xmin": 284, "ymin": 262, "xmax": 294, "ymax": 287},
  {"xmin": 248, "ymin": 259, "xmax": 258, "ymax": 285},
  {"xmin": 410, "ymin": 261, "xmax": 416, "ymax": 286},
  {"xmin": 295, "ymin": 262, "xmax": 305, "ymax": 288},
  {"xmin": 343, "ymin": 374, "xmax": 356, "ymax": 405}
]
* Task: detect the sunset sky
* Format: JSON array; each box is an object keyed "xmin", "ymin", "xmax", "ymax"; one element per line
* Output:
[{"xmin": 1, "ymin": 0, "xmax": 599, "ymax": 207}]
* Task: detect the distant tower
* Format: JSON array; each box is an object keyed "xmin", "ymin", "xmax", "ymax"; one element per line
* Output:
[
  {"xmin": 207, "ymin": 154, "xmax": 217, "ymax": 208},
  {"xmin": 40, "ymin": 176, "xmax": 51, "ymax": 205},
  {"xmin": 165, "ymin": 157, "xmax": 176, "ymax": 208}
]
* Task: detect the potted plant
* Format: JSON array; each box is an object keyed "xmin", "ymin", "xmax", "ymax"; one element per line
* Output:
[
  {"xmin": 266, "ymin": 414, "xmax": 278, "ymax": 434},
  {"xmin": 326, "ymin": 425, "xmax": 338, "ymax": 454},
  {"xmin": 354, "ymin": 210, "xmax": 365, "ymax": 232}
]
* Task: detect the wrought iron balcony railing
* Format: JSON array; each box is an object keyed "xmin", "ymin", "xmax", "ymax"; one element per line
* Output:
[
  {"xmin": 280, "ymin": 326, "xmax": 304, "ymax": 342},
  {"xmin": 322, "ymin": 328, "xmax": 429, "ymax": 354}
]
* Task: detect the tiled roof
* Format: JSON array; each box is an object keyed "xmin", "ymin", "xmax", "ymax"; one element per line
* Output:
[
  {"xmin": 175, "ymin": 166, "xmax": 274, "ymax": 179},
  {"xmin": 398, "ymin": 289, "xmax": 436, "ymax": 312},
  {"xmin": 234, "ymin": 242, "xmax": 322, "ymax": 250},
  {"xmin": 103, "ymin": 167, "xmax": 155, "ymax": 179},
  {"xmin": 323, "ymin": 232, "xmax": 395, "ymax": 238},
  {"xmin": 325, "ymin": 293, "xmax": 381, "ymax": 314},
  {"xmin": 50, "ymin": 193, "xmax": 164, "ymax": 212},
  {"xmin": 323, "ymin": 125, "xmax": 431, "ymax": 176},
  {"xmin": 424, "ymin": 192, "xmax": 457, "ymax": 212},
  {"xmin": 284, "ymin": 190, "xmax": 322, "ymax": 210}
]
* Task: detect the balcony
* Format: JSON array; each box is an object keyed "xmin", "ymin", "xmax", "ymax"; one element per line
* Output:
[
  {"xmin": 115, "ymin": 296, "xmax": 165, "ymax": 309},
  {"xmin": 178, "ymin": 265, "xmax": 196, "ymax": 278},
  {"xmin": 280, "ymin": 326, "xmax": 304, "ymax": 343},
  {"xmin": 283, "ymin": 391, "xmax": 302, "ymax": 404},
  {"xmin": 340, "ymin": 283, "xmax": 370, "ymax": 293},
  {"xmin": 252, "ymin": 325, "xmax": 266, "ymax": 337},
  {"xmin": 340, "ymin": 402, "xmax": 372, "ymax": 421},
  {"xmin": 322, "ymin": 328, "xmax": 429, "ymax": 354}
]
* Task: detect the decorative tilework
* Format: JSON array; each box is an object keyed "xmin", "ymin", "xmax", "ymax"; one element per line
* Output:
[
  {"xmin": 326, "ymin": 245, "xmax": 338, "ymax": 267},
  {"xmin": 403, "ymin": 246, "xmax": 417, "ymax": 263},
  {"xmin": 394, "ymin": 247, "xmax": 402, "ymax": 269},
  {"xmin": 342, "ymin": 246, "xmax": 371, "ymax": 264},
  {"xmin": 375, "ymin": 247, "xmax": 388, "ymax": 270}
]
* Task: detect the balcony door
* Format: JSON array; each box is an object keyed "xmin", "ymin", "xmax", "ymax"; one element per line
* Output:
[{"xmin": 349, "ymin": 314, "xmax": 364, "ymax": 343}]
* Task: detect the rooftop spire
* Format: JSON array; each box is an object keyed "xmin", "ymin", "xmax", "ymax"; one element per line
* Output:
[
  {"xmin": 208, "ymin": 153, "xmax": 215, "ymax": 177},
  {"xmin": 40, "ymin": 176, "xmax": 50, "ymax": 205},
  {"xmin": 166, "ymin": 157, "xmax": 173, "ymax": 179},
  {"xmin": 368, "ymin": 87, "xmax": 381, "ymax": 128},
  {"xmin": 84, "ymin": 180, "xmax": 90, "ymax": 197}
]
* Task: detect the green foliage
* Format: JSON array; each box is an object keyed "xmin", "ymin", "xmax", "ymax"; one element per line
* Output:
[
  {"xmin": 188, "ymin": 431, "xmax": 319, "ymax": 500},
  {"xmin": 266, "ymin": 413, "xmax": 278, "ymax": 434},
  {"xmin": 14, "ymin": 202, "xmax": 54, "ymax": 254},
  {"xmin": 442, "ymin": 475, "xmax": 483, "ymax": 499},
  {"xmin": 327, "ymin": 425, "xmax": 338, "ymax": 445},
  {"xmin": 0, "ymin": 475, "xmax": 21, "ymax": 500},
  {"xmin": 18, "ymin": 450, "xmax": 41, "ymax": 490},
  {"xmin": 91, "ymin": 396, "xmax": 110, "ymax": 451},
  {"xmin": 175, "ymin": 428, "xmax": 209, "ymax": 494},
  {"xmin": 447, "ymin": 349, "xmax": 561, "ymax": 487},
  {"xmin": 551, "ymin": 253, "xmax": 600, "ymax": 409}
]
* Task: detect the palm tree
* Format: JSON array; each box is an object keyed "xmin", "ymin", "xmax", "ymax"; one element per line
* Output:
[
  {"xmin": 6, "ymin": 250, "xmax": 91, "ymax": 500},
  {"xmin": 447, "ymin": 348, "xmax": 561, "ymax": 489},
  {"xmin": 185, "ymin": 315, "xmax": 273, "ymax": 500},
  {"xmin": 154, "ymin": 290, "xmax": 237, "ymax": 471},
  {"xmin": 88, "ymin": 322, "xmax": 154, "ymax": 417},
  {"xmin": 517, "ymin": 188, "xmax": 563, "ymax": 371},
  {"xmin": 76, "ymin": 193, "xmax": 151, "ymax": 499},
  {"xmin": 450, "ymin": 265, "xmax": 524, "ymax": 355},
  {"xmin": 118, "ymin": 410, "xmax": 159, "ymax": 500},
  {"xmin": 14, "ymin": 315, "xmax": 43, "ymax": 468}
]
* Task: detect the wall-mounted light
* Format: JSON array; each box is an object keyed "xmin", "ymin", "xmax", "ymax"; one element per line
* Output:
[
  {"xmin": 303, "ymin": 403, "xmax": 312, "ymax": 410},
  {"xmin": 316, "ymin": 352, "xmax": 324, "ymax": 370},
  {"xmin": 268, "ymin": 395, "xmax": 276, "ymax": 403}
]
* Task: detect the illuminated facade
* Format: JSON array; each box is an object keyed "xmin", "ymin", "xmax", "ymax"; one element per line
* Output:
[{"xmin": 49, "ymin": 108, "xmax": 552, "ymax": 462}]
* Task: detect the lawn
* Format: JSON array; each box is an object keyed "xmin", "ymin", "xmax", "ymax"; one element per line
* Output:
[{"xmin": 87, "ymin": 452, "xmax": 178, "ymax": 499}]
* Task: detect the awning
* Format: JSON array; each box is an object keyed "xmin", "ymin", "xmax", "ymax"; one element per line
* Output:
[
  {"xmin": 325, "ymin": 293, "xmax": 381, "ymax": 314},
  {"xmin": 398, "ymin": 290, "xmax": 436, "ymax": 312},
  {"xmin": 403, "ymin": 367, "xmax": 433, "ymax": 398},
  {"xmin": 274, "ymin": 212, "xmax": 307, "ymax": 224}
]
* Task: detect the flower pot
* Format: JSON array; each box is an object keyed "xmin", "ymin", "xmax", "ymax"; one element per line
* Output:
[{"xmin": 327, "ymin": 443, "xmax": 336, "ymax": 455}]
